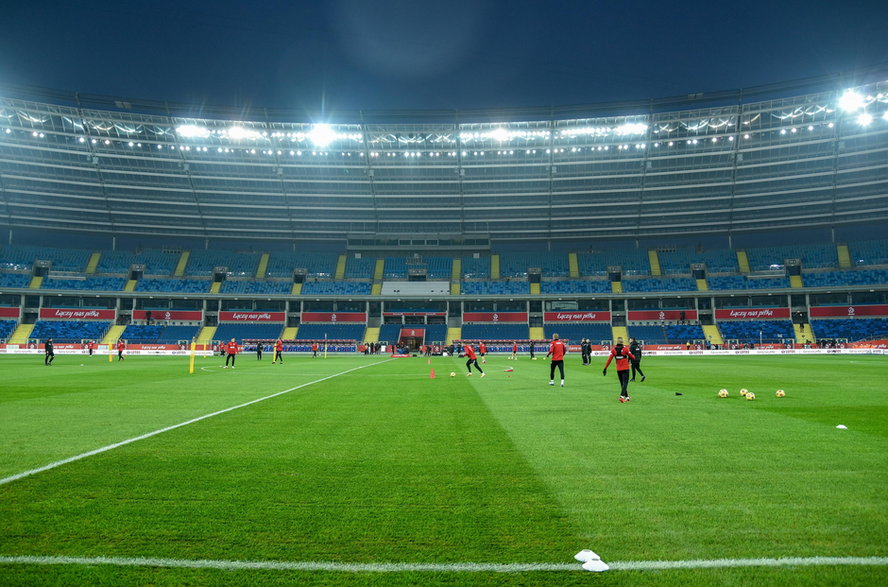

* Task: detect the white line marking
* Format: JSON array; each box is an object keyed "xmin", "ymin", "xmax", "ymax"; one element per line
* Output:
[
  {"xmin": 0, "ymin": 360, "xmax": 393, "ymax": 487},
  {"xmin": 0, "ymin": 555, "xmax": 885, "ymax": 573}
]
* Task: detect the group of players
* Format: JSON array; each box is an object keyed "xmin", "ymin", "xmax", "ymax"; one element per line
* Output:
[{"xmin": 461, "ymin": 335, "xmax": 646, "ymax": 402}]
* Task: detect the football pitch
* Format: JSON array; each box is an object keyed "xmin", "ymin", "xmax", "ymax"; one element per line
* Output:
[{"xmin": 0, "ymin": 353, "xmax": 886, "ymax": 585}]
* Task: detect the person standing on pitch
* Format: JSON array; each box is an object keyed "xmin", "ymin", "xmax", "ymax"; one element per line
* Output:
[
  {"xmin": 581, "ymin": 338, "xmax": 591, "ymax": 365},
  {"xmin": 256, "ymin": 341, "xmax": 263, "ymax": 360},
  {"xmin": 224, "ymin": 338, "xmax": 239, "ymax": 368},
  {"xmin": 603, "ymin": 337, "xmax": 636, "ymax": 402},
  {"xmin": 117, "ymin": 338, "xmax": 126, "ymax": 361},
  {"xmin": 44, "ymin": 337, "xmax": 55, "ymax": 366},
  {"xmin": 510, "ymin": 341, "xmax": 518, "ymax": 360},
  {"xmin": 529, "ymin": 340, "xmax": 536, "ymax": 360},
  {"xmin": 464, "ymin": 343, "xmax": 485, "ymax": 377},
  {"xmin": 629, "ymin": 337, "xmax": 645, "ymax": 382},
  {"xmin": 479, "ymin": 341, "xmax": 487, "ymax": 364},
  {"xmin": 546, "ymin": 333, "xmax": 567, "ymax": 387},
  {"xmin": 273, "ymin": 338, "xmax": 284, "ymax": 364},
  {"xmin": 311, "ymin": 342, "xmax": 319, "ymax": 358}
]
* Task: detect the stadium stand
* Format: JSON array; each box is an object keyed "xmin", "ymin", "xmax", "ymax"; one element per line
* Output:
[
  {"xmin": 717, "ymin": 320, "xmax": 795, "ymax": 344},
  {"xmin": 42, "ymin": 277, "xmax": 126, "ymax": 291},
  {"xmin": 622, "ymin": 277, "xmax": 697, "ymax": 292},
  {"xmin": 136, "ymin": 278, "xmax": 211, "ymax": 293},
  {"xmin": 578, "ymin": 249, "xmax": 649, "ymax": 276},
  {"xmin": 265, "ymin": 252, "xmax": 340, "ymax": 278},
  {"xmin": 0, "ymin": 273, "xmax": 31, "ymax": 288},
  {"xmin": 97, "ymin": 249, "xmax": 180, "ymax": 275},
  {"xmin": 384, "ymin": 257, "xmax": 407, "ymax": 279},
  {"xmin": 626, "ymin": 325, "xmax": 668, "ymax": 343},
  {"xmin": 543, "ymin": 323, "xmax": 611, "ymax": 343},
  {"xmin": 295, "ymin": 323, "xmax": 366, "ymax": 340},
  {"xmin": 664, "ymin": 324, "xmax": 707, "ymax": 343},
  {"xmin": 344, "ymin": 256, "xmax": 376, "ymax": 279},
  {"xmin": 708, "ymin": 275, "xmax": 791, "ymax": 290},
  {"xmin": 121, "ymin": 324, "xmax": 201, "ymax": 344},
  {"xmin": 499, "ymin": 252, "xmax": 569, "ymax": 277},
  {"xmin": 540, "ymin": 280, "xmax": 612, "ymax": 294},
  {"xmin": 848, "ymin": 239, "xmax": 888, "ymax": 266},
  {"xmin": 461, "ymin": 324, "xmax": 529, "ymax": 340},
  {"xmin": 0, "ymin": 319, "xmax": 17, "ymax": 340},
  {"xmin": 461, "ymin": 281, "xmax": 529, "ymax": 295},
  {"xmin": 220, "ymin": 280, "xmax": 293, "ymax": 294},
  {"xmin": 377, "ymin": 324, "xmax": 448, "ymax": 344},
  {"xmin": 30, "ymin": 320, "xmax": 112, "ymax": 343},
  {"xmin": 746, "ymin": 244, "xmax": 838, "ymax": 270},
  {"xmin": 426, "ymin": 257, "xmax": 454, "ymax": 280},
  {"xmin": 802, "ymin": 269, "xmax": 888, "ymax": 287},
  {"xmin": 0, "ymin": 245, "xmax": 92, "ymax": 272},
  {"xmin": 302, "ymin": 281, "xmax": 373, "ymax": 295},
  {"xmin": 810, "ymin": 318, "xmax": 888, "ymax": 341},
  {"xmin": 657, "ymin": 248, "xmax": 738, "ymax": 274},
  {"xmin": 186, "ymin": 250, "xmax": 260, "ymax": 277},
  {"xmin": 461, "ymin": 256, "xmax": 490, "ymax": 279},
  {"xmin": 214, "ymin": 323, "xmax": 285, "ymax": 341}
]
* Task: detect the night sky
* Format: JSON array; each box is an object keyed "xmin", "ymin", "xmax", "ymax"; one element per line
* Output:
[{"xmin": 1, "ymin": 0, "xmax": 887, "ymax": 116}]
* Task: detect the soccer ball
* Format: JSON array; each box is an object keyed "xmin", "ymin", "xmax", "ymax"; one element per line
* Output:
[
  {"xmin": 718, "ymin": 389, "xmax": 729, "ymax": 398},
  {"xmin": 746, "ymin": 392, "xmax": 756, "ymax": 401},
  {"xmin": 775, "ymin": 389, "xmax": 786, "ymax": 397},
  {"xmin": 740, "ymin": 388, "xmax": 749, "ymax": 396},
  {"xmin": 449, "ymin": 372, "xmax": 456, "ymax": 377}
]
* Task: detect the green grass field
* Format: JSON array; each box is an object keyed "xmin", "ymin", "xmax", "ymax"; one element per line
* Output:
[{"xmin": 1, "ymin": 352, "xmax": 886, "ymax": 585}]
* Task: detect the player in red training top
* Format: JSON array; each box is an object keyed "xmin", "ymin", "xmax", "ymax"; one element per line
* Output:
[
  {"xmin": 273, "ymin": 338, "xmax": 284, "ymax": 364},
  {"xmin": 311, "ymin": 342, "xmax": 319, "ymax": 358},
  {"xmin": 479, "ymin": 341, "xmax": 487, "ymax": 364},
  {"xmin": 510, "ymin": 341, "xmax": 518, "ymax": 360},
  {"xmin": 603, "ymin": 337, "xmax": 636, "ymax": 402},
  {"xmin": 464, "ymin": 343, "xmax": 485, "ymax": 377},
  {"xmin": 223, "ymin": 338, "xmax": 239, "ymax": 368},
  {"xmin": 116, "ymin": 339, "xmax": 126, "ymax": 361},
  {"xmin": 546, "ymin": 334, "xmax": 567, "ymax": 387}
]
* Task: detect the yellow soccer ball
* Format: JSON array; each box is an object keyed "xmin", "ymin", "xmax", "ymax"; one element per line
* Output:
[
  {"xmin": 775, "ymin": 389, "xmax": 786, "ymax": 397},
  {"xmin": 740, "ymin": 388, "xmax": 749, "ymax": 396},
  {"xmin": 450, "ymin": 372, "xmax": 456, "ymax": 377},
  {"xmin": 718, "ymin": 389, "xmax": 729, "ymax": 398},
  {"xmin": 746, "ymin": 392, "xmax": 756, "ymax": 401}
]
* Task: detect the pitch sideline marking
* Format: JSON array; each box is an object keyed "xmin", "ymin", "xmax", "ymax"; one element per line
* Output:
[
  {"xmin": 0, "ymin": 359, "xmax": 394, "ymax": 487},
  {"xmin": 0, "ymin": 554, "xmax": 885, "ymax": 573}
]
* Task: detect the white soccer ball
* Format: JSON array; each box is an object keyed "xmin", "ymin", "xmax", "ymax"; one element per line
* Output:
[
  {"xmin": 449, "ymin": 372, "xmax": 456, "ymax": 377},
  {"xmin": 746, "ymin": 392, "xmax": 756, "ymax": 401},
  {"xmin": 775, "ymin": 389, "xmax": 786, "ymax": 397},
  {"xmin": 718, "ymin": 389, "xmax": 729, "ymax": 398},
  {"xmin": 740, "ymin": 388, "xmax": 749, "ymax": 396}
]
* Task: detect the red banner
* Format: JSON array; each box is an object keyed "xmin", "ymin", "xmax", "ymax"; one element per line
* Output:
[
  {"xmin": 809, "ymin": 305, "xmax": 888, "ymax": 318},
  {"xmin": 627, "ymin": 310, "xmax": 698, "ymax": 321},
  {"xmin": 39, "ymin": 308, "xmax": 116, "ymax": 320},
  {"xmin": 715, "ymin": 307, "xmax": 790, "ymax": 320},
  {"xmin": 219, "ymin": 311, "xmax": 286, "ymax": 322},
  {"xmin": 399, "ymin": 328, "xmax": 426, "ymax": 339},
  {"xmin": 463, "ymin": 312, "xmax": 528, "ymax": 322},
  {"xmin": 544, "ymin": 311, "xmax": 611, "ymax": 322},
  {"xmin": 301, "ymin": 312, "xmax": 366, "ymax": 322},
  {"xmin": 0, "ymin": 307, "xmax": 20, "ymax": 319},
  {"xmin": 133, "ymin": 310, "xmax": 203, "ymax": 321},
  {"xmin": 383, "ymin": 312, "xmax": 446, "ymax": 317}
]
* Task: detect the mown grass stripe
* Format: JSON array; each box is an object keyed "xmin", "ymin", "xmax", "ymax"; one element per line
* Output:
[
  {"xmin": 0, "ymin": 555, "xmax": 885, "ymax": 573},
  {"xmin": 0, "ymin": 360, "xmax": 392, "ymax": 487}
]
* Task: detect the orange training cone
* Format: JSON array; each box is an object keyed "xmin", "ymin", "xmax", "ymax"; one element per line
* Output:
[
  {"xmin": 429, "ymin": 368, "xmax": 436, "ymax": 379},
  {"xmin": 427, "ymin": 358, "xmax": 431, "ymax": 365}
]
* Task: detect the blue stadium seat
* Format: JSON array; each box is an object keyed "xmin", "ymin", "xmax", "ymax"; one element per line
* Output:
[
  {"xmin": 801, "ymin": 269, "xmax": 888, "ymax": 287},
  {"xmin": 848, "ymin": 239, "xmax": 888, "ymax": 266},
  {"xmin": 499, "ymin": 252, "xmax": 569, "ymax": 277},
  {"xmin": 578, "ymin": 249, "xmax": 649, "ymax": 276},
  {"xmin": 301, "ymin": 282, "xmax": 373, "ymax": 295},
  {"xmin": 215, "ymin": 323, "xmax": 285, "ymax": 341},
  {"xmin": 461, "ymin": 281, "xmax": 529, "ymax": 295},
  {"xmin": 0, "ymin": 273, "xmax": 31, "ymax": 288},
  {"xmin": 810, "ymin": 318, "xmax": 888, "ymax": 341},
  {"xmin": 345, "ymin": 257, "xmax": 376, "ymax": 279},
  {"xmin": 708, "ymin": 275, "xmax": 790, "ymax": 290},
  {"xmin": 541, "ymin": 280, "xmax": 612, "ymax": 294},
  {"xmin": 461, "ymin": 257, "xmax": 490, "ymax": 279},
  {"xmin": 30, "ymin": 320, "xmax": 112, "ymax": 343},
  {"xmin": 296, "ymin": 323, "xmax": 366, "ymax": 340},
  {"xmin": 97, "ymin": 249, "xmax": 180, "ymax": 275},
  {"xmin": 717, "ymin": 320, "xmax": 794, "ymax": 343},
  {"xmin": 543, "ymin": 323, "xmax": 611, "ymax": 343},
  {"xmin": 265, "ymin": 252, "xmax": 340, "ymax": 278},
  {"xmin": 745, "ymin": 244, "xmax": 837, "ymax": 270},
  {"xmin": 622, "ymin": 277, "xmax": 697, "ymax": 292},
  {"xmin": 136, "ymin": 278, "xmax": 212, "ymax": 293},
  {"xmin": 461, "ymin": 324, "xmax": 529, "ymax": 340},
  {"xmin": 658, "ymin": 248, "xmax": 738, "ymax": 274},
  {"xmin": 187, "ymin": 250, "xmax": 260, "ymax": 277},
  {"xmin": 42, "ymin": 277, "xmax": 126, "ymax": 291},
  {"xmin": 0, "ymin": 245, "xmax": 92, "ymax": 272},
  {"xmin": 0, "ymin": 319, "xmax": 17, "ymax": 339},
  {"xmin": 221, "ymin": 280, "xmax": 293, "ymax": 294}
]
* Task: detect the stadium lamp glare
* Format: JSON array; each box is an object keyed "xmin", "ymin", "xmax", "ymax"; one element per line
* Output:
[
  {"xmin": 488, "ymin": 127, "xmax": 510, "ymax": 142},
  {"xmin": 615, "ymin": 122, "xmax": 648, "ymax": 136},
  {"xmin": 856, "ymin": 112, "xmax": 873, "ymax": 126},
  {"xmin": 883, "ymin": 111, "xmax": 888, "ymax": 122},
  {"xmin": 176, "ymin": 124, "xmax": 210, "ymax": 138},
  {"xmin": 838, "ymin": 90, "xmax": 864, "ymax": 113},
  {"xmin": 227, "ymin": 126, "xmax": 261, "ymax": 141},
  {"xmin": 309, "ymin": 123, "xmax": 336, "ymax": 148}
]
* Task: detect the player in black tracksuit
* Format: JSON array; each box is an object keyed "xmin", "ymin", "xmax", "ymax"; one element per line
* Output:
[
  {"xmin": 44, "ymin": 338, "xmax": 55, "ymax": 365},
  {"xmin": 629, "ymin": 337, "xmax": 645, "ymax": 382}
]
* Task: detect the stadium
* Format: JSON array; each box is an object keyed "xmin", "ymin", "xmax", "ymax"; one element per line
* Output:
[{"xmin": 1, "ymin": 54, "xmax": 887, "ymax": 586}]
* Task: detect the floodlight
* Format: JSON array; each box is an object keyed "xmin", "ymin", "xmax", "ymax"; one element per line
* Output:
[
  {"xmin": 309, "ymin": 123, "xmax": 336, "ymax": 147},
  {"xmin": 857, "ymin": 112, "xmax": 873, "ymax": 126},
  {"xmin": 488, "ymin": 127, "xmax": 510, "ymax": 142},
  {"xmin": 615, "ymin": 122, "xmax": 648, "ymax": 135},
  {"xmin": 883, "ymin": 111, "xmax": 888, "ymax": 122},
  {"xmin": 227, "ymin": 126, "xmax": 261, "ymax": 141},
  {"xmin": 838, "ymin": 90, "xmax": 864, "ymax": 112},
  {"xmin": 176, "ymin": 124, "xmax": 210, "ymax": 138}
]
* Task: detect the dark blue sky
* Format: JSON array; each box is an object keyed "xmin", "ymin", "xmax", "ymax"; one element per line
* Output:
[{"xmin": 1, "ymin": 0, "xmax": 887, "ymax": 114}]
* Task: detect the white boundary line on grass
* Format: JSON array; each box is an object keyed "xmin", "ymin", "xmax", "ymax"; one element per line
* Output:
[
  {"xmin": 0, "ymin": 359, "xmax": 394, "ymax": 487},
  {"xmin": 0, "ymin": 554, "xmax": 885, "ymax": 573}
]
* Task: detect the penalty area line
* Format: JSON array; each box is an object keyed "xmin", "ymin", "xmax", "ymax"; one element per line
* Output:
[
  {"xmin": 0, "ymin": 554, "xmax": 885, "ymax": 573},
  {"xmin": 0, "ymin": 359, "xmax": 394, "ymax": 487}
]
